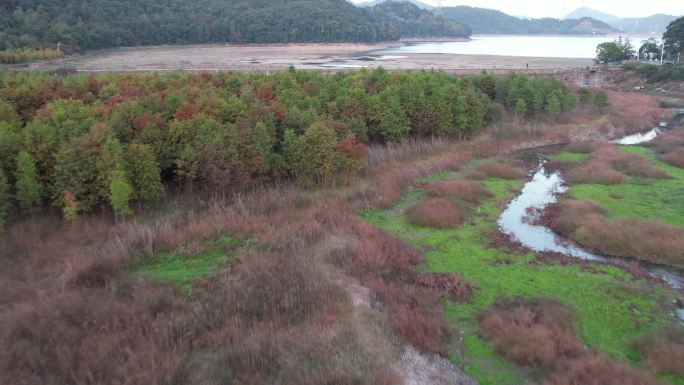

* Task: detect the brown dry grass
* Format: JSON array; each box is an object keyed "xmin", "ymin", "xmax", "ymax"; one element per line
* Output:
[
  {"xmin": 426, "ymin": 180, "xmax": 493, "ymax": 204},
  {"xmin": 604, "ymin": 91, "xmax": 665, "ymax": 135},
  {"xmin": 565, "ymin": 162, "xmax": 627, "ymax": 185},
  {"xmin": 634, "ymin": 328, "xmax": 684, "ymax": 377},
  {"xmin": 479, "ymin": 299, "xmax": 584, "ymax": 368},
  {"xmin": 565, "ymin": 144, "xmax": 670, "ymax": 185},
  {"xmin": 468, "ymin": 162, "xmax": 525, "ymax": 180},
  {"xmin": 541, "ymin": 354, "xmax": 662, "ymax": 385},
  {"xmin": 546, "ymin": 199, "xmax": 684, "ymax": 267},
  {"xmin": 655, "ymin": 130, "xmax": 684, "ymax": 168},
  {"xmin": 405, "ymin": 198, "xmax": 462, "ymax": 229},
  {"xmin": 479, "ymin": 299, "xmax": 662, "ymax": 385}
]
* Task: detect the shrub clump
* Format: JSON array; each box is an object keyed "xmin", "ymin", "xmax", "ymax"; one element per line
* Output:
[
  {"xmin": 547, "ymin": 199, "xmax": 684, "ymax": 267},
  {"xmin": 564, "ymin": 144, "xmax": 670, "ymax": 185},
  {"xmin": 479, "ymin": 298, "xmax": 584, "ymax": 368},
  {"xmin": 405, "ymin": 198, "xmax": 462, "ymax": 229},
  {"xmin": 426, "ymin": 180, "xmax": 493, "ymax": 204},
  {"xmin": 634, "ymin": 327, "xmax": 684, "ymax": 377},
  {"xmin": 565, "ymin": 162, "xmax": 627, "ymax": 185},
  {"xmin": 655, "ymin": 130, "xmax": 684, "ymax": 169},
  {"xmin": 479, "ymin": 298, "xmax": 662, "ymax": 385},
  {"xmin": 468, "ymin": 162, "xmax": 525, "ymax": 180}
]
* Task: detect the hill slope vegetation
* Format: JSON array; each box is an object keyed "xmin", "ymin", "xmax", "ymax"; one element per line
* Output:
[
  {"xmin": 367, "ymin": 1, "xmax": 470, "ymax": 38},
  {"xmin": 0, "ymin": 0, "xmax": 470, "ymax": 53}
]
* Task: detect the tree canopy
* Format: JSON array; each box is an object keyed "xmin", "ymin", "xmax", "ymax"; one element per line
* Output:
[
  {"xmin": 663, "ymin": 16, "xmax": 684, "ymax": 59},
  {"xmin": 0, "ymin": 69, "xmax": 581, "ymax": 227},
  {"xmin": 596, "ymin": 37, "xmax": 635, "ymax": 63}
]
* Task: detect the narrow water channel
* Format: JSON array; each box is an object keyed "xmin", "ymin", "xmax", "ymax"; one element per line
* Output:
[{"xmin": 498, "ymin": 128, "xmax": 684, "ymax": 323}]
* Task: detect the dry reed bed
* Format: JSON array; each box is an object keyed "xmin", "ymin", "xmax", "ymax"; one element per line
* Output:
[
  {"xmin": 479, "ymin": 299, "xmax": 663, "ymax": 385},
  {"xmin": 655, "ymin": 129, "xmax": 684, "ymax": 169},
  {"xmin": 633, "ymin": 328, "xmax": 684, "ymax": 377},
  {"xmin": 563, "ymin": 143, "xmax": 670, "ymax": 185},
  {"xmin": 543, "ymin": 199, "xmax": 684, "ymax": 268}
]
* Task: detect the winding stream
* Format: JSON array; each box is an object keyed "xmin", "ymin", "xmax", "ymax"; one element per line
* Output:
[{"xmin": 498, "ymin": 129, "xmax": 684, "ymax": 323}]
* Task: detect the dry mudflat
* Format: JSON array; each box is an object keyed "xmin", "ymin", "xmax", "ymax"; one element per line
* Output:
[{"xmin": 6, "ymin": 42, "xmax": 593, "ymax": 73}]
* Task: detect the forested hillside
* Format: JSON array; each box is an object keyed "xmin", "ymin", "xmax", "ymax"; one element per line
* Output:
[
  {"xmin": 441, "ymin": 6, "xmax": 618, "ymax": 35},
  {"xmin": 0, "ymin": 0, "xmax": 470, "ymax": 53},
  {"xmin": 367, "ymin": 1, "xmax": 470, "ymax": 38},
  {"xmin": 0, "ymin": 69, "xmax": 581, "ymax": 225}
]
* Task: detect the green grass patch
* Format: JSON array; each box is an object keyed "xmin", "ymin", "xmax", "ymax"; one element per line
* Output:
[
  {"xmin": 364, "ymin": 171, "xmax": 681, "ymax": 385},
  {"xmin": 567, "ymin": 146, "xmax": 684, "ymax": 228},
  {"xmin": 133, "ymin": 235, "xmax": 239, "ymax": 290}
]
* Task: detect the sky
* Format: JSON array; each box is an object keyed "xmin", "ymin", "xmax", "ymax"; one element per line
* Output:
[{"xmin": 350, "ymin": 0, "xmax": 684, "ymax": 19}]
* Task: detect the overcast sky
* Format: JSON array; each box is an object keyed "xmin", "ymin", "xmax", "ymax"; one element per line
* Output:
[{"xmin": 350, "ymin": 0, "xmax": 684, "ymax": 19}]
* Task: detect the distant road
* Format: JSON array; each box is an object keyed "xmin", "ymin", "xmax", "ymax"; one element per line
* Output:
[{"xmin": 3, "ymin": 43, "xmax": 594, "ymax": 73}]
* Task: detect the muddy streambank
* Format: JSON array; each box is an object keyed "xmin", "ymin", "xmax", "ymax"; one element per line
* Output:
[{"xmin": 499, "ymin": 129, "xmax": 684, "ymax": 323}]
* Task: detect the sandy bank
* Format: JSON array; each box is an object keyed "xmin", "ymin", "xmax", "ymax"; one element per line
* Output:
[{"xmin": 5, "ymin": 42, "xmax": 594, "ymax": 73}]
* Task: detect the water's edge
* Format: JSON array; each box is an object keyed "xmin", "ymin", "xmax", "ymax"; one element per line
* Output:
[{"xmin": 497, "ymin": 129, "xmax": 684, "ymax": 323}]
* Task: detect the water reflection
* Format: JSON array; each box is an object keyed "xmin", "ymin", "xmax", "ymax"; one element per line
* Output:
[{"xmin": 498, "ymin": 161, "xmax": 684, "ymax": 322}]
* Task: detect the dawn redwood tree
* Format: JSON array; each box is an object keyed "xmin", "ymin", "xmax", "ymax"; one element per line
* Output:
[
  {"xmin": 292, "ymin": 121, "xmax": 338, "ymax": 184},
  {"xmin": 62, "ymin": 190, "xmax": 79, "ymax": 222},
  {"xmin": 108, "ymin": 169, "xmax": 133, "ymax": 221},
  {"xmin": 15, "ymin": 151, "xmax": 43, "ymax": 215},
  {"xmin": 545, "ymin": 94, "xmax": 562, "ymax": 118},
  {"xmin": 378, "ymin": 95, "xmax": 410, "ymax": 142},
  {"xmin": 578, "ymin": 88, "xmax": 593, "ymax": 104},
  {"xmin": 0, "ymin": 169, "xmax": 10, "ymax": 230},
  {"xmin": 126, "ymin": 143, "xmax": 164, "ymax": 202},
  {"xmin": 593, "ymin": 91, "xmax": 610, "ymax": 111},
  {"xmin": 514, "ymin": 98, "xmax": 528, "ymax": 116}
]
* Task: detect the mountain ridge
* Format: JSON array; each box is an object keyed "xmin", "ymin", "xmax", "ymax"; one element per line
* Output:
[
  {"xmin": 565, "ymin": 7, "xmax": 679, "ymax": 33},
  {"xmin": 440, "ymin": 6, "xmax": 618, "ymax": 35}
]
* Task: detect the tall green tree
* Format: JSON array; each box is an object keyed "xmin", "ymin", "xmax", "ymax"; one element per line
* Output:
[
  {"xmin": 0, "ymin": 169, "xmax": 10, "ymax": 231},
  {"xmin": 15, "ymin": 151, "xmax": 43, "ymax": 214},
  {"xmin": 126, "ymin": 143, "xmax": 164, "ymax": 202},
  {"xmin": 545, "ymin": 94, "xmax": 562, "ymax": 117},
  {"xmin": 378, "ymin": 95, "xmax": 410, "ymax": 142},
  {"xmin": 108, "ymin": 169, "xmax": 133, "ymax": 220},
  {"xmin": 663, "ymin": 17, "xmax": 684, "ymax": 60},
  {"xmin": 514, "ymin": 98, "xmax": 528, "ymax": 116},
  {"xmin": 596, "ymin": 37, "xmax": 635, "ymax": 63},
  {"xmin": 291, "ymin": 122, "xmax": 338, "ymax": 184},
  {"xmin": 593, "ymin": 91, "xmax": 610, "ymax": 111}
]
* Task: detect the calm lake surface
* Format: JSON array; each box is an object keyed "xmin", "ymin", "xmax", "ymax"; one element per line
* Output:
[{"xmin": 384, "ymin": 34, "xmax": 661, "ymax": 59}]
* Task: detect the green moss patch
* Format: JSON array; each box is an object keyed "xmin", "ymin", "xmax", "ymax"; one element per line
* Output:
[{"xmin": 133, "ymin": 235, "xmax": 239, "ymax": 290}]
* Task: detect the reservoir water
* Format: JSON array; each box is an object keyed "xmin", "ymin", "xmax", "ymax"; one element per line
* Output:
[{"xmin": 382, "ymin": 34, "xmax": 660, "ymax": 59}]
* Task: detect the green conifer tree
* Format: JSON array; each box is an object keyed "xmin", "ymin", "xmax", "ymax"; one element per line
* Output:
[
  {"xmin": 15, "ymin": 151, "xmax": 43, "ymax": 214},
  {"xmin": 109, "ymin": 169, "xmax": 133, "ymax": 220},
  {"xmin": 126, "ymin": 143, "xmax": 164, "ymax": 202},
  {"xmin": 545, "ymin": 94, "xmax": 562, "ymax": 118},
  {"xmin": 0, "ymin": 169, "xmax": 10, "ymax": 230}
]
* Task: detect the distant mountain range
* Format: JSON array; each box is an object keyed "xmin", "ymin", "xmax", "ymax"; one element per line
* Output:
[
  {"xmin": 565, "ymin": 7, "xmax": 679, "ymax": 33},
  {"xmin": 355, "ymin": 0, "xmax": 433, "ymax": 10},
  {"xmin": 565, "ymin": 7, "xmax": 619, "ymax": 23},
  {"xmin": 439, "ymin": 6, "xmax": 617, "ymax": 35}
]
